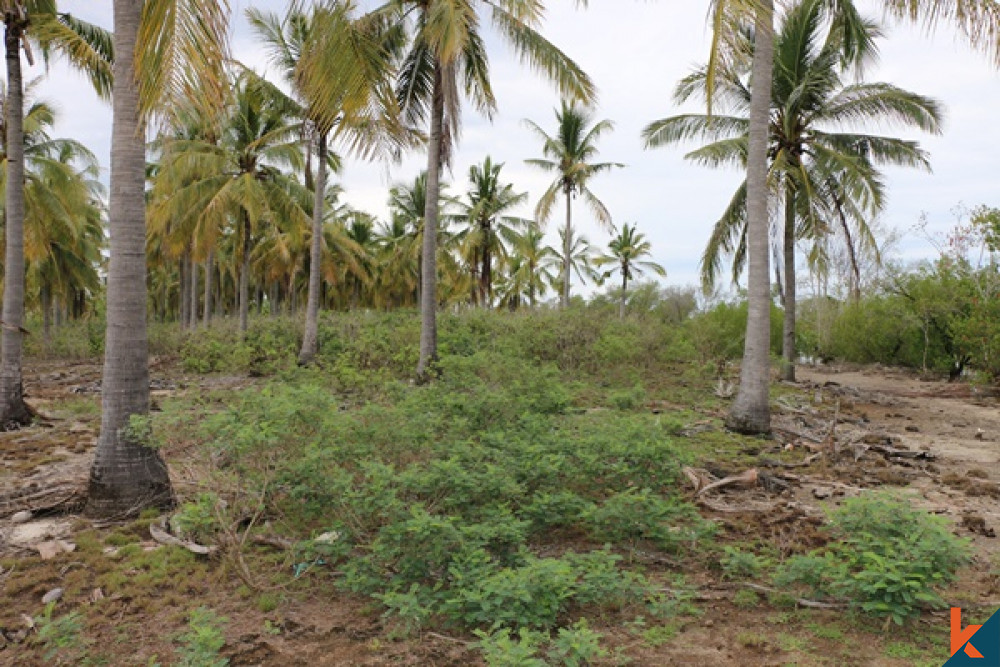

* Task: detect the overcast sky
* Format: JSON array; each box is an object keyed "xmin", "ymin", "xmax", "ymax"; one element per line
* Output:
[{"xmin": 38, "ymin": 1, "xmax": 1000, "ymax": 292}]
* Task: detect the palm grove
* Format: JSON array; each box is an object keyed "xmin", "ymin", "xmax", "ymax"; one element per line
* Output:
[{"xmin": 0, "ymin": 0, "xmax": 997, "ymax": 517}]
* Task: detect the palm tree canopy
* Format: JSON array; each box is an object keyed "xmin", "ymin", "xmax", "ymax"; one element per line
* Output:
[
  {"xmin": 525, "ymin": 100, "xmax": 623, "ymax": 227},
  {"xmin": 645, "ymin": 0, "xmax": 943, "ymax": 290}
]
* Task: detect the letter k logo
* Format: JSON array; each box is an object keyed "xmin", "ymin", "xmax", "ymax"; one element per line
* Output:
[{"xmin": 954, "ymin": 607, "xmax": 986, "ymax": 659}]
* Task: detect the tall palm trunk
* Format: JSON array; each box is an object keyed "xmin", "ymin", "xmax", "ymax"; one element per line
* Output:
[
  {"xmin": 481, "ymin": 228, "xmax": 492, "ymax": 308},
  {"xmin": 88, "ymin": 0, "xmax": 173, "ymax": 516},
  {"xmin": 188, "ymin": 252, "xmax": 199, "ymax": 330},
  {"xmin": 781, "ymin": 182, "xmax": 796, "ymax": 382},
  {"xmin": 416, "ymin": 64, "xmax": 444, "ymax": 380},
  {"xmin": 726, "ymin": 0, "xmax": 774, "ymax": 435},
  {"xmin": 299, "ymin": 132, "xmax": 327, "ymax": 365},
  {"xmin": 41, "ymin": 284, "xmax": 52, "ymax": 345},
  {"xmin": 239, "ymin": 213, "xmax": 251, "ymax": 334},
  {"xmin": 562, "ymin": 185, "xmax": 572, "ymax": 308},
  {"xmin": 620, "ymin": 265, "xmax": 628, "ymax": 320},
  {"xmin": 202, "ymin": 251, "xmax": 213, "ymax": 327},
  {"xmin": 0, "ymin": 16, "xmax": 31, "ymax": 427}
]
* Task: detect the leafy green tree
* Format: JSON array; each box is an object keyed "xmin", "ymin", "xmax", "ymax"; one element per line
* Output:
[
  {"xmin": 595, "ymin": 223, "xmax": 666, "ymax": 319},
  {"xmin": 525, "ymin": 101, "xmax": 621, "ymax": 308}
]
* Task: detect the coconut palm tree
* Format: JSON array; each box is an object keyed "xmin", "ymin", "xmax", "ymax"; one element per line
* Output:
[
  {"xmin": 250, "ymin": 4, "xmax": 401, "ymax": 365},
  {"xmin": 647, "ymin": 0, "xmax": 941, "ymax": 382},
  {"xmin": 150, "ymin": 72, "xmax": 309, "ymax": 335},
  {"xmin": 707, "ymin": 0, "xmax": 1000, "ymax": 434},
  {"xmin": 0, "ymin": 2, "xmax": 111, "ymax": 427},
  {"xmin": 595, "ymin": 223, "xmax": 666, "ymax": 319},
  {"xmin": 501, "ymin": 222, "xmax": 558, "ymax": 309},
  {"xmin": 448, "ymin": 156, "xmax": 529, "ymax": 307},
  {"xmin": 370, "ymin": 0, "xmax": 595, "ymax": 379},
  {"xmin": 525, "ymin": 101, "xmax": 621, "ymax": 308},
  {"xmin": 88, "ymin": 0, "xmax": 229, "ymax": 517},
  {"xmin": 552, "ymin": 227, "xmax": 599, "ymax": 303}
]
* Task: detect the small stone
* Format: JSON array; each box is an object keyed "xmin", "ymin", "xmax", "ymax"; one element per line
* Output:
[
  {"xmin": 905, "ymin": 425, "xmax": 920, "ymax": 433},
  {"xmin": 41, "ymin": 588, "xmax": 63, "ymax": 604},
  {"xmin": 812, "ymin": 487, "xmax": 833, "ymax": 500},
  {"xmin": 10, "ymin": 510, "xmax": 32, "ymax": 524}
]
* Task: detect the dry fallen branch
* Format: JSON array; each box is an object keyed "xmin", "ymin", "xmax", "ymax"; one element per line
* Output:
[
  {"xmin": 741, "ymin": 583, "xmax": 845, "ymax": 610},
  {"xmin": 696, "ymin": 468, "xmax": 758, "ymax": 496},
  {"xmin": 150, "ymin": 520, "xmax": 217, "ymax": 556}
]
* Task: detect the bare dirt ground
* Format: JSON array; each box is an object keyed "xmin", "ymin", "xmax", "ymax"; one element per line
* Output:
[{"xmin": 3, "ymin": 359, "xmax": 1000, "ymax": 666}]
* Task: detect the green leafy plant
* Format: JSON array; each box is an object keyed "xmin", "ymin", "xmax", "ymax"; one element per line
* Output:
[
  {"xmin": 774, "ymin": 494, "xmax": 970, "ymax": 625},
  {"xmin": 175, "ymin": 607, "xmax": 228, "ymax": 667}
]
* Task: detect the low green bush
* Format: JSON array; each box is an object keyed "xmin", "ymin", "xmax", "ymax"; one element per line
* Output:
[{"xmin": 774, "ymin": 494, "xmax": 969, "ymax": 625}]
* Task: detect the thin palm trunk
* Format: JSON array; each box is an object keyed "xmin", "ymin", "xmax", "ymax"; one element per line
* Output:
[
  {"xmin": 620, "ymin": 266, "xmax": 628, "ymax": 320},
  {"xmin": 203, "ymin": 251, "xmax": 213, "ymax": 327},
  {"xmin": 726, "ymin": 0, "xmax": 774, "ymax": 435},
  {"xmin": 88, "ymin": 0, "xmax": 173, "ymax": 516},
  {"xmin": 781, "ymin": 182, "xmax": 796, "ymax": 382},
  {"xmin": 562, "ymin": 186, "xmax": 572, "ymax": 308},
  {"xmin": 416, "ymin": 64, "xmax": 443, "ymax": 380},
  {"xmin": 239, "ymin": 213, "xmax": 251, "ymax": 334},
  {"xmin": 41, "ymin": 284, "xmax": 52, "ymax": 345},
  {"xmin": 0, "ymin": 16, "xmax": 31, "ymax": 427},
  {"xmin": 481, "ymin": 231, "xmax": 492, "ymax": 308},
  {"xmin": 188, "ymin": 252, "xmax": 198, "ymax": 329},
  {"xmin": 299, "ymin": 132, "xmax": 327, "ymax": 365}
]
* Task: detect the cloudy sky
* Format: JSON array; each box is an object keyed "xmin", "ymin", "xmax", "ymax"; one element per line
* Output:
[{"xmin": 37, "ymin": 1, "xmax": 1000, "ymax": 293}]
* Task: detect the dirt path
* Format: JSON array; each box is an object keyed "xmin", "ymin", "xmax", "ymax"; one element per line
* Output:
[{"xmin": 798, "ymin": 364, "xmax": 1000, "ymax": 558}]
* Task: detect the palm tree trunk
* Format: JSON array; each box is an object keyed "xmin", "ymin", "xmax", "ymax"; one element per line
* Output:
[
  {"xmin": 299, "ymin": 132, "xmax": 327, "ymax": 365},
  {"xmin": 179, "ymin": 257, "xmax": 188, "ymax": 328},
  {"xmin": 239, "ymin": 213, "xmax": 251, "ymax": 334},
  {"xmin": 88, "ymin": 0, "xmax": 172, "ymax": 517},
  {"xmin": 482, "ymin": 227, "xmax": 492, "ymax": 308},
  {"xmin": 188, "ymin": 252, "xmax": 199, "ymax": 330},
  {"xmin": 0, "ymin": 16, "xmax": 32, "ymax": 427},
  {"xmin": 41, "ymin": 284, "xmax": 52, "ymax": 345},
  {"xmin": 726, "ymin": 0, "xmax": 774, "ymax": 435},
  {"xmin": 562, "ymin": 186, "xmax": 572, "ymax": 308},
  {"xmin": 416, "ymin": 63, "xmax": 444, "ymax": 380},
  {"xmin": 620, "ymin": 267, "xmax": 628, "ymax": 320},
  {"xmin": 781, "ymin": 182, "xmax": 796, "ymax": 382},
  {"xmin": 203, "ymin": 251, "xmax": 213, "ymax": 328}
]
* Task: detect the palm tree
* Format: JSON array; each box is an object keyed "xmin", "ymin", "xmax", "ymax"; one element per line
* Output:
[
  {"xmin": 647, "ymin": 0, "xmax": 941, "ymax": 382},
  {"xmin": 150, "ymin": 73, "xmax": 309, "ymax": 335},
  {"xmin": 501, "ymin": 222, "xmax": 558, "ymax": 309},
  {"xmin": 89, "ymin": 0, "xmax": 229, "ymax": 517},
  {"xmin": 595, "ymin": 223, "xmax": 666, "ymax": 319},
  {"xmin": 250, "ymin": 5, "xmax": 401, "ymax": 365},
  {"xmin": 706, "ymin": 0, "xmax": 1000, "ymax": 434},
  {"xmin": 372, "ymin": 0, "xmax": 595, "ymax": 379},
  {"xmin": 0, "ymin": 2, "xmax": 110, "ymax": 427},
  {"xmin": 525, "ymin": 101, "xmax": 621, "ymax": 308},
  {"xmin": 449, "ymin": 156, "xmax": 529, "ymax": 307},
  {"xmin": 552, "ymin": 227, "xmax": 598, "ymax": 303}
]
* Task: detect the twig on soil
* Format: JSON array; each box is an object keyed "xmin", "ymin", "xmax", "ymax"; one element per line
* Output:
[
  {"xmin": 425, "ymin": 631, "xmax": 475, "ymax": 646},
  {"xmin": 741, "ymin": 583, "xmax": 845, "ymax": 610},
  {"xmin": 696, "ymin": 468, "xmax": 759, "ymax": 496}
]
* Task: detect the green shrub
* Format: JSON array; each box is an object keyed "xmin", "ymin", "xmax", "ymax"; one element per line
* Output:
[
  {"xmin": 720, "ymin": 546, "xmax": 766, "ymax": 580},
  {"xmin": 774, "ymin": 494, "xmax": 969, "ymax": 625},
  {"xmin": 176, "ymin": 607, "xmax": 228, "ymax": 667}
]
